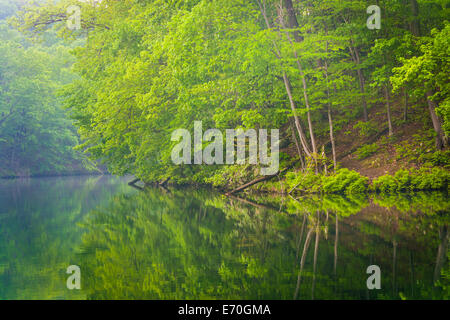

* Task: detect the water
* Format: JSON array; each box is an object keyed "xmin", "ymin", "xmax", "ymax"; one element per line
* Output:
[{"xmin": 0, "ymin": 176, "xmax": 448, "ymax": 300}]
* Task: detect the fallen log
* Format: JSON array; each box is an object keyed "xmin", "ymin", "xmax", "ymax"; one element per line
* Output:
[
  {"xmin": 225, "ymin": 165, "xmax": 293, "ymax": 195},
  {"xmin": 128, "ymin": 178, "xmax": 144, "ymax": 190},
  {"xmin": 159, "ymin": 176, "xmax": 171, "ymax": 187},
  {"xmin": 227, "ymin": 194, "xmax": 272, "ymax": 210},
  {"xmin": 128, "ymin": 178, "xmax": 140, "ymax": 186}
]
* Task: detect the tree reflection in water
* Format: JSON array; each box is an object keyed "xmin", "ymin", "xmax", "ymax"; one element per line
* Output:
[
  {"xmin": 0, "ymin": 177, "xmax": 447, "ymax": 299},
  {"xmin": 77, "ymin": 187, "xmax": 449, "ymax": 300}
]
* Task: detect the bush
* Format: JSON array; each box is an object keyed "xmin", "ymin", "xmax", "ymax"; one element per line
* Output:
[
  {"xmin": 286, "ymin": 171, "xmax": 323, "ymax": 193},
  {"xmin": 354, "ymin": 121, "xmax": 377, "ymax": 137},
  {"xmin": 322, "ymin": 169, "xmax": 369, "ymax": 194},
  {"xmin": 355, "ymin": 143, "xmax": 379, "ymax": 160},
  {"xmin": 419, "ymin": 150, "xmax": 450, "ymax": 167},
  {"xmin": 411, "ymin": 167, "xmax": 450, "ymax": 191},
  {"xmin": 372, "ymin": 174, "xmax": 397, "ymax": 193},
  {"xmin": 372, "ymin": 168, "xmax": 449, "ymax": 193},
  {"xmin": 394, "ymin": 169, "xmax": 412, "ymax": 191}
]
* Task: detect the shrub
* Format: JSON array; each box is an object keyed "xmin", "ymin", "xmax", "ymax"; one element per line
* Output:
[
  {"xmin": 286, "ymin": 171, "xmax": 323, "ymax": 193},
  {"xmin": 372, "ymin": 174, "xmax": 398, "ymax": 193},
  {"xmin": 322, "ymin": 169, "xmax": 369, "ymax": 194},
  {"xmin": 372, "ymin": 168, "xmax": 450, "ymax": 193},
  {"xmin": 394, "ymin": 169, "xmax": 412, "ymax": 191},
  {"xmin": 355, "ymin": 143, "xmax": 379, "ymax": 160},
  {"xmin": 419, "ymin": 150, "xmax": 450, "ymax": 167},
  {"xmin": 411, "ymin": 167, "xmax": 450, "ymax": 191},
  {"xmin": 354, "ymin": 120, "xmax": 378, "ymax": 137}
]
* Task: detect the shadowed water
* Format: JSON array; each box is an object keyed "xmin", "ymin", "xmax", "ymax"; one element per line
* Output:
[{"xmin": 0, "ymin": 176, "xmax": 448, "ymax": 299}]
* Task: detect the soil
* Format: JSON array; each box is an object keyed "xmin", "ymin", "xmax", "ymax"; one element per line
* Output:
[{"xmin": 292, "ymin": 98, "xmax": 433, "ymax": 180}]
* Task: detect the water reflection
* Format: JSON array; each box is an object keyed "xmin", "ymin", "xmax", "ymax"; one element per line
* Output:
[
  {"xmin": 0, "ymin": 176, "xmax": 135, "ymax": 299},
  {"xmin": 0, "ymin": 176, "xmax": 448, "ymax": 299}
]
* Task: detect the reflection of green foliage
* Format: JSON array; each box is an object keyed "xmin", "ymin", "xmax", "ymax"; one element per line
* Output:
[
  {"xmin": 0, "ymin": 176, "xmax": 132, "ymax": 299},
  {"xmin": 322, "ymin": 194, "xmax": 369, "ymax": 217},
  {"xmin": 78, "ymin": 189, "xmax": 300, "ymax": 299},
  {"xmin": 284, "ymin": 194, "xmax": 369, "ymax": 217},
  {"xmin": 77, "ymin": 187, "xmax": 447, "ymax": 300},
  {"xmin": 372, "ymin": 191, "xmax": 450, "ymax": 216},
  {"xmin": 437, "ymin": 252, "xmax": 450, "ymax": 299},
  {"xmin": 1, "ymin": 177, "xmax": 447, "ymax": 300}
]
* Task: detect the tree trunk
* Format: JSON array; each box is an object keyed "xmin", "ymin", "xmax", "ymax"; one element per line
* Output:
[
  {"xmin": 324, "ymin": 39, "xmax": 337, "ymax": 172},
  {"xmin": 410, "ymin": 0, "xmax": 420, "ymax": 36},
  {"xmin": 282, "ymin": 73, "xmax": 313, "ymax": 157},
  {"xmin": 225, "ymin": 165, "xmax": 292, "ymax": 195},
  {"xmin": 349, "ymin": 44, "xmax": 369, "ymax": 121},
  {"xmin": 357, "ymin": 69, "xmax": 368, "ymax": 122},
  {"xmin": 294, "ymin": 227, "xmax": 313, "ymax": 299},
  {"xmin": 282, "ymin": 0, "xmax": 303, "ymax": 42},
  {"xmin": 433, "ymin": 226, "xmax": 449, "ymax": 282},
  {"xmin": 278, "ymin": 2, "xmax": 317, "ymax": 156},
  {"xmin": 384, "ymin": 85, "xmax": 394, "ymax": 136},
  {"xmin": 255, "ymin": 0, "xmax": 313, "ymax": 158},
  {"xmin": 159, "ymin": 176, "xmax": 170, "ymax": 187},
  {"xmin": 327, "ymin": 105, "xmax": 337, "ymax": 171},
  {"xmin": 426, "ymin": 91, "xmax": 446, "ymax": 150},
  {"xmin": 403, "ymin": 88, "xmax": 408, "ymax": 122},
  {"xmin": 289, "ymin": 117, "xmax": 305, "ymax": 169},
  {"xmin": 334, "ymin": 214, "xmax": 338, "ymax": 275},
  {"xmin": 312, "ymin": 218, "xmax": 320, "ymax": 300}
]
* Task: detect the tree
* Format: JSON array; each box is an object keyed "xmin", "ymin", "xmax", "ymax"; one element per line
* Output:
[{"xmin": 392, "ymin": 23, "xmax": 450, "ymax": 149}]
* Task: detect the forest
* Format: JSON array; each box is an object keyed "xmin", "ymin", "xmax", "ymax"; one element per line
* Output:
[
  {"xmin": 0, "ymin": 0, "xmax": 449, "ymax": 302},
  {"xmin": 0, "ymin": 0, "xmax": 449, "ymax": 194}
]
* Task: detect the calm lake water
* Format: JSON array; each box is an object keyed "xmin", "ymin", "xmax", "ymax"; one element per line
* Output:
[{"xmin": 0, "ymin": 175, "xmax": 448, "ymax": 300}]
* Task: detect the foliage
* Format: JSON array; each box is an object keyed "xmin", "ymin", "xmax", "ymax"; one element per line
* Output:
[
  {"xmin": 355, "ymin": 143, "xmax": 379, "ymax": 160},
  {"xmin": 287, "ymin": 168, "xmax": 368, "ymax": 194},
  {"xmin": 285, "ymin": 170, "xmax": 323, "ymax": 194},
  {"xmin": 0, "ymin": 4, "xmax": 87, "ymax": 177},
  {"xmin": 392, "ymin": 22, "xmax": 450, "ymax": 135},
  {"xmin": 6, "ymin": 0, "xmax": 448, "ymax": 184},
  {"xmin": 372, "ymin": 168, "xmax": 450, "ymax": 193},
  {"xmin": 322, "ymin": 169, "xmax": 369, "ymax": 194},
  {"xmin": 354, "ymin": 120, "xmax": 378, "ymax": 137}
]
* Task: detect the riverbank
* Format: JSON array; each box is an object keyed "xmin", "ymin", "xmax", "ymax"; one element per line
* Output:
[
  {"xmin": 133, "ymin": 165, "xmax": 448, "ymax": 197},
  {"xmin": 253, "ymin": 166, "xmax": 450, "ymax": 195}
]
